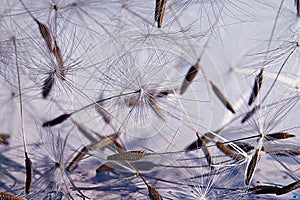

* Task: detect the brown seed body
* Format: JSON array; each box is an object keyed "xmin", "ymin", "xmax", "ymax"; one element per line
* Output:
[
  {"xmin": 180, "ymin": 64, "xmax": 199, "ymax": 95},
  {"xmin": 0, "ymin": 134, "xmax": 10, "ymax": 145},
  {"xmin": 107, "ymin": 151, "xmax": 145, "ymax": 161},
  {"xmin": 210, "ymin": 81, "xmax": 235, "ymax": 114},
  {"xmin": 250, "ymin": 185, "xmax": 281, "ymax": 194},
  {"xmin": 42, "ymin": 73, "xmax": 54, "ymax": 98},
  {"xmin": 185, "ymin": 135, "xmax": 205, "ymax": 151},
  {"xmin": 42, "ymin": 113, "xmax": 71, "ymax": 127},
  {"xmin": 229, "ymin": 142, "xmax": 254, "ymax": 153},
  {"xmin": 157, "ymin": 0, "xmax": 167, "ymax": 28},
  {"xmin": 197, "ymin": 133, "xmax": 214, "ymax": 169},
  {"xmin": 248, "ymin": 69, "xmax": 263, "ymax": 106},
  {"xmin": 148, "ymin": 187, "xmax": 162, "ymax": 200},
  {"xmin": 267, "ymin": 150, "xmax": 300, "ymax": 156},
  {"xmin": 276, "ymin": 180, "xmax": 300, "ymax": 195},
  {"xmin": 35, "ymin": 19, "xmax": 52, "ymax": 52},
  {"xmin": 245, "ymin": 149, "xmax": 260, "ymax": 186},
  {"xmin": 216, "ymin": 142, "xmax": 243, "ymax": 161},
  {"xmin": 66, "ymin": 147, "xmax": 89, "ymax": 172},
  {"xmin": 0, "ymin": 192, "xmax": 26, "ymax": 200},
  {"xmin": 296, "ymin": 0, "xmax": 300, "ymax": 16},
  {"xmin": 265, "ymin": 132, "xmax": 295, "ymax": 141},
  {"xmin": 53, "ymin": 40, "xmax": 65, "ymax": 78},
  {"xmin": 25, "ymin": 152, "xmax": 33, "ymax": 194},
  {"xmin": 96, "ymin": 162, "xmax": 115, "ymax": 173},
  {"xmin": 95, "ymin": 103, "xmax": 112, "ymax": 124},
  {"xmin": 241, "ymin": 105, "xmax": 260, "ymax": 123}
]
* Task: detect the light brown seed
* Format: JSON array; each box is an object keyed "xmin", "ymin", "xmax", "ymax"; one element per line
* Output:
[
  {"xmin": 107, "ymin": 150, "xmax": 145, "ymax": 161},
  {"xmin": 245, "ymin": 149, "xmax": 260, "ymax": 186},
  {"xmin": 0, "ymin": 192, "xmax": 27, "ymax": 200},
  {"xmin": 35, "ymin": 19, "xmax": 53, "ymax": 52},
  {"xmin": 210, "ymin": 81, "xmax": 235, "ymax": 114},
  {"xmin": 95, "ymin": 94, "xmax": 112, "ymax": 124},
  {"xmin": 248, "ymin": 69, "xmax": 263, "ymax": 106},
  {"xmin": 96, "ymin": 162, "xmax": 116, "ymax": 173},
  {"xmin": 157, "ymin": 0, "xmax": 167, "ymax": 28},
  {"xmin": 66, "ymin": 147, "xmax": 89, "ymax": 172},
  {"xmin": 25, "ymin": 152, "xmax": 33, "ymax": 194},
  {"xmin": 216, "ymin": 142, "xmax": 243, "ymax": 161},
  {"xmin": 148, "ymin": 187, "xmax": 162, "ymax": 200},
  {"xmin": 0, "ymin": 134, "xmax": 10, "ymax": 145},
  {"xmin": 140, "ymin": 175, "xmax": 162, "ymax": 200},
  {"xmin": 53, "ymin": 40, "xmax": 65, "ymax": 78},
  {"xmin": 265, "ymin": 132, "xmax": 295, "ymax": 141}
]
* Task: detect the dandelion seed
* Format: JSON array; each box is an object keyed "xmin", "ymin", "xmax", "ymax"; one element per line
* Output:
[
  {"xmin": 180, "ymin": 63, "xmax": 199, "ymax": 95},
  {"xmin": 296, "ymin": 0, "xmax": 300, "ymax": 16},
  {"xmin": 276, "ymin": 180, "xmax": 300, "ymax": 195},
  {"xmin": 25, "ymin": 152, "xmax": 33, "ymax": 194},
  {"xmin": 42, "ymin": 73, "xmax": 54, "ymax": 99},
  {"xmin": 156, "ymin": 89, "xmax": 175, "ymax": 98},
  {"xmin": 185, "ymin": 134, "xmax": 205, "ymax": 151},
  {"xmin": 266, "ymin": 150, "xmax": 300, "ymax": 156},
  {"xmin": 196, "ymin": 132, "xmax": 214, "ymax": 169},
  {"xmin": 216, "ymin": 142, "xmax": 243, "ymax": 161},
  {"xmin": 229, "ymin": 142, "xmax": 254, "ymax": 153},
  {"xmin": 265, "ymin": 132, "xmax": 295, "ymax": 141},
  {"xmin": 248, "ymin": 68, "xmax": 263, "ymax": 106},
  {"xmin": 20, "ymin": 0, "xmax": 53, "ymax": 51},
  {"xmin": 155, "ymin": 0, "xmax": 167, "ymax": 28},
  {"xmin": 139, "ymin": 174, "xmax": 162, "ymax": 200},
  {"xmin": 95, "ymin": 93, "xmax": 112, "ymax": 124},
  {"xmin": 53, "ymin": 40, "xmax": 65, "ymax": 78},
  {"xmin": 0, "ymin": 192, "xmax": 26, "ymax": 200},
  {"xmin": 148, "ymin": 97, "xmax": 166, "ymax": 121},
  {"xmin": 241, "ymin": 105, "xmax": 260, "ymax": 123},
  {"xmin": 245, "ymin": 148, "xmax": 260, "ymax": 186},
  {"xmin": 66, "ymin": 147, "xmax": 89, "ymax": 172},
  {"xmin": 0, "ymin": 134, "xmax": 10, "ymax": 145},
  {"xmin": 107, "ymin": 150, "xmax": 145, "ymax": 161},
  {"xmin": 96, "ymin": 162, "xmax": 116, "ymax": 173},
  {"xmin": 35, "ymin": 19, "xmax": 53, "ymax": 52},
  {"xmin": 42, "ymin": 113, "xmax": 71, "ymax": 127},
  {"xmin": 250, "ymin": 185, "xmax": 280, "ymax": 195},
  {"xmin": 210, "ymin": 81, "xmax": 235, "ymax": 114}
]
